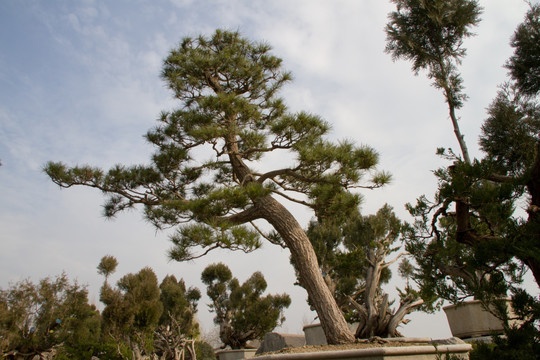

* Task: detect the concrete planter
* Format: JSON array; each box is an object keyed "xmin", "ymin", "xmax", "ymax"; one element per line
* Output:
[
  {"xmin": 443, "ymin": 299, "xmax": 517, "ymax": 339},
  {"xmin": 303, "ymin": 323, "xmax": 360, "ymax": 346},
  {"xmin": 216, "ymin": 348, "xmax": 257, "ymax": 360},
  {"xmin": 303, "ymin": 324, "xmax": 327, "ymax": 346},
  {"xmin": 254, "ymin": 343, "xmax": 472, "ymax": 360}
]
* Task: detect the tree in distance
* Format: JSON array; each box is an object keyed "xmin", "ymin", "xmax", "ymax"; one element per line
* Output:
[
  {"xmin": 0, "ymin": 273, "xmax": 101, "ymax": 359},
  {"xmin": 201, "ymin": 263, "xmax": 290, "ymax": 349},
  {"xmin": 97, "ymin": 256, "xmax": 204, "ymax": 360},
  {"xmin": 45, "ymin": 29, "xmax": 390, "ymax": 344},
  {"xmin": 98, "ymin": 262, "xmax": 164, "ymax": 358}
]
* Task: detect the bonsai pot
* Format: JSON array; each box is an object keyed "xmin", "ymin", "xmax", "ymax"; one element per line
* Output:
[
  {"xmin": 443, "ymin": 299, "xmax": 518, "ymax": 339},
  {"xmin": 216, "ymin": 348, "xmax": 257, "ymax": 360},
  {"xmin": 303, "ymin": 323, "xmax": 359, "ymax": 346},
  {"xmin": 254, "ymin": 342, "xmax": 472, "ymax": 360}
]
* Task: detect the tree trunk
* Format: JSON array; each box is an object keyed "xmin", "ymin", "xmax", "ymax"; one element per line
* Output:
[
  {"xmin": 361, "ymin": 252, "xmax": 382, "ymax": 338},
  {"xmin": 257, "ymin": 195, "xmax": 355, "ymax": 344}
]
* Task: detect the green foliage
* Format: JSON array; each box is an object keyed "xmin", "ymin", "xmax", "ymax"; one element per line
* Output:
[
  {"xmin": 304, "ymin": 200, "xmax": 422, "ymax": 337},
  {"xmin": 390, "ymin": 7, "xmax": 540, "ymax": 359},
  {"xmin": 480, "ymin": 83, "xmax": 540, "ymax": 177},
  {"xmin": 100, "ymin": 266, "xmax": 163, "ymax": 339},
  {"xmin": 385, "ymin": 0, "xmax": 482, "ymax": 108},
  {"xmin": 402, "ymin": 159, "xmax": 527, "ymax": 310},
  {"xmin": 506, "ymin": 4, "xmax": 540, "ymax": 97},
  {"xmin": 159, "ymin": 274, "xmax": 201, "ymax": 338},
  {"xmin": 45, "ymin": 28, "xmax": 390, "ymax": 344},
  {"xmin": 97, "ymin": 254, "xmax": 119, "ymax": 280},
  {"xmin": 201, "ymin": 263, "xmax": 291, "ymax": 349},
  {"xmin": 0, "ymin": 273, "xmax": 101, "ymax": 358},
  {"xmin": 95, "ymin": 256, "xmax": 204, "ymax": 359},
  {"xmin": 470, "ymin": 291, "xmax": 540, "ymax": 360},
  {"xmin": 306, "ymin": 203, "xmax": 401, "ymax": 308},
  {"xmin": 195, "ymin": 340, "xmax": 217, "ymax": 360},
  {"xmin": 44, "ymin": 29, "xmax": 387, "ymax": 263}
]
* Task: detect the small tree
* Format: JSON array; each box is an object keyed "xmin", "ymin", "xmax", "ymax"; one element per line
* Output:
[
  {"xmin": 46, "ymin": 29, "xmax": 390, "ymax": 344},
  {"xmin": 97, "ymin": 256, "xmax": 204, "ymax": 360},
  {"xmin": 98, "ymin": 257, "xmax": 163, "ymax": 359},
  {"xmin": 201, "ymin": 263, "xmax": 290, "ymax": 349},
  {"xmin": 159, "ymin": 274, "xmax": 201, "ymax": 339},
  {"xmin": 0, "ymin": 274, "xmax": 101, "ymax": 359},
  {"xmin": 306, "ymin": 201, "xmax": 422, "ymax": 338}
]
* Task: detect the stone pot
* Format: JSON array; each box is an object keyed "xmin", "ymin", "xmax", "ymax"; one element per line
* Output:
[
  {"xmin": 303, "ymin": 323, "xmax": 360, "ymax": 346},
  {"xmin": 443, "ymin": 299, "xmax": 518, "ymax": 339},
  {"xmin": 215, "ymin": 348, "xmax": 257, "ymax": 360},
  {"xmin": 303, "ymin": 323, "xmax": 327, "ymax": 346}
]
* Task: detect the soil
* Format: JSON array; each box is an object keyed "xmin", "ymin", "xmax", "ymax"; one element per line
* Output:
[{"xmin": 257, "ymin": 340, "xmax": 431, "ymax": 356}]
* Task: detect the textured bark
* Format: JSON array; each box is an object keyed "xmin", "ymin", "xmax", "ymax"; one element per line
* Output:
[
  {"xmin": 222, "ymin": 109, "xmax": 354, "ymax": 344},
  {"xmin": 351, "ymin": 251, "xmax": 423, "ymax": 339},
  {"xmin": 256, "ymin": 195, "xmax": 355, "ymax": 344}
]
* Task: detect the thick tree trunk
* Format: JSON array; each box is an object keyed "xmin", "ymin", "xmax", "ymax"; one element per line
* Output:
[{"xmin": 257, "ymin": 195, "xmax": 355, "ymax": 344}]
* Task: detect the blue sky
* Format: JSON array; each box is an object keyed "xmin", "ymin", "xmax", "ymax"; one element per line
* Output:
[{"xmin": 0, "ymin": 0, "xmax": 535, "ymax": 340}]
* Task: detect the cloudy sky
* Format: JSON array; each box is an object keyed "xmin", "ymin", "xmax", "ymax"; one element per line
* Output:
[{"xmin": 0, "ymin": 0, "xmax": 536, "ymax": 340}]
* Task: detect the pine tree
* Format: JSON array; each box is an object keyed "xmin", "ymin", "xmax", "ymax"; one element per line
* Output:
[
  {"xmin": 0, "ymin": 274, "xmax": 101, "ymax": 359},
  {"xmin": 159, "ymin": 274, "xmax": 201, "ymax": 338},
  {"xmin": 98, "ymin": 258, "xmax": 163, "ymax": 358},
  {"xmin": 45, "ymin": 29, "xmax": 389, "ymax": 344},
  {"xmin": 201, "ymin": 263, "xmax": 290, "ymax": 349}
]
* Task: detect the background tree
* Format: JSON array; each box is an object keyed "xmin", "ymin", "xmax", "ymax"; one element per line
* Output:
[
  {"xmin": 98, "ymin": 255, "xmax": 119, "ymax": 285},
  {"xmin": 0, "ymin": 274, "xmax": 101, "ymax": 359},
  {"xmin": 159, "ymin": 275, "xmax": 201, "ymax": 338},
  {"xmin": 201, "ymin": 263, "xmax": 290, "ymax": 349},
  {"xmin": 45, "ymin": 29, "xmax": 390, "ymax": 344},
  {"xmin": 97, "ymin": 256, "xmax": 206, "ymax": 360},
  {"xmin": 306, "ymin": 199, "xmax": 422, "ymax": 338}
]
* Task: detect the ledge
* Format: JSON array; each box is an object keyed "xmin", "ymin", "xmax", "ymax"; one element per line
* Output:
[{"xmin": 254, "ymin": 343, "xmax": 472, "ymax": 360}]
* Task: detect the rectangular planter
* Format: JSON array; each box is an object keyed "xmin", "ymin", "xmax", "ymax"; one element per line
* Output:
[
  {"xmin": 254, "ymin": 343, "xmax": 472, "ymax": 360},
  {"xmin": 216, "ymin": 348, "xmax": 257, "ymax": 360},
  {"xmin": 443, "ymin": 299, "xmax": 519, "ymax": 339}
]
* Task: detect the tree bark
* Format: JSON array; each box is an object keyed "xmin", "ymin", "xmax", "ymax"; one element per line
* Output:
[
  {"xmin": 256, "ymin": 195, "xmax": 355, "ymax": 344},
  {"xmin": 223, "ymin": 120, "xmax": 354, "ymax": 344}
]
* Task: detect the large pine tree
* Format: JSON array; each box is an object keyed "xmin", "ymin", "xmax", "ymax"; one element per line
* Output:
[{"xmin": 45, "ymin": 30, "xmax": 389, "ymax": 344}]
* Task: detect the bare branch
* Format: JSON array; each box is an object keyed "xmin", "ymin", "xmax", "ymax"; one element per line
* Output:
[
  {"xmin": 269, "ymin": 189, "xmax": 312, "ymax": 208},
  {"xmin": 381, "ymin": 252, "xmax": 408, "ymax": 270},
  {"xmin": 250, "ymin": 221, "xmax": 287, "ymax": 248}
]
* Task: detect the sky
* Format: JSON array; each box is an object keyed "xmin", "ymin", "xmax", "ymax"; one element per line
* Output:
[{"xmin": 0, "ymin": 0, "xmax": 537, "ymax": 341}]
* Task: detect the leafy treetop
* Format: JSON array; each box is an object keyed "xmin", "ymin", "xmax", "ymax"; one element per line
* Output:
[{"xmin": 45, "ymin": 29, "xmax": 389, "ymax": 263}]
